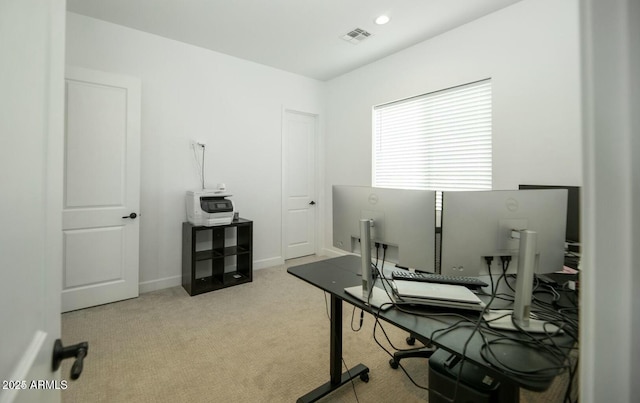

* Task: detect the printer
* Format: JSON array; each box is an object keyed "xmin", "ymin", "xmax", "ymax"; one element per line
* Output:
[{"xmin": 185, "ymin": 190, "xmax": 235, "ymax": 226}]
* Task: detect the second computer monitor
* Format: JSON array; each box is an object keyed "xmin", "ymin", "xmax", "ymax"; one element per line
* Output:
[
  {"xmin": 332, "ymin": 185, "xmax": 436, "ymax": 272},
  {"xmin": 440, "ymin": 189, "xmax": 567, "ymax": 276},
  {"xmin": 519, "ymin": 184, "xmax": 580, "ymax": 244}
]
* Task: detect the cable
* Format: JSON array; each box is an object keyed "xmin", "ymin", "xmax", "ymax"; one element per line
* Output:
[
  {"xmin": 484, "ymin": 256, "xmax": 495, "ymax": 294},
  {"xmin": 323, "ymin": 292, "xmax": 330, "ymax": 320},
  {"xmin": 324, "ymin": 291, "xmax": 361, "ymax": 402},
  {"xmin": 201, "ymin": 144, "xmax": 205, "ymax": 189},
  {"xmin": 371, "ymin": 313, "xmax": 431, "ymax": 392},
  {"xmin": 350, "ymin": 305, "xmax": 365, "ymax": 332},
  {"xmin": 374, "ymin": 242, "xmax": 380, "ymax": 272},
  {"xmin": 381, "ymin": 244, "xmax": 387, "ymax": 270},
  {"xmin": 474, "ymin": 259, "xmax": 579, "ymax": 401},
  {"xmin": 353, "ymin": 252, "xmax": 580, "ymax": 402},
  {"xmin": 366, "ymin": 266, "xmax": 445, "ymax": 398},
  {"xmin": 367, "ymin": 265, "xmax": 472, "ymax": 402},
  {"xmin": 191, "ymin": 142, "xmax": 206, "ymax": 189},
  {"xmin": 342, "ymin": 357, "xmax": 360, "ymax": 403},
  {"xmin": 444, "ymin": 258, "xmax": 509, "ymax": 403}
]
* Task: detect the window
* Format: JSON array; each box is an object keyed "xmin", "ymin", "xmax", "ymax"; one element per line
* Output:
[{"xmin": 373, "ymin": 79, "xmax": 492, "ymax": 209}]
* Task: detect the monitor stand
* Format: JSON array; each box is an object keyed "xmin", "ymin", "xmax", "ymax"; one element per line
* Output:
[
  {"xmin": 342, "ymin": 218, "xmax": 394, "ymax": 311},
  {"xmin": 485, "ymin": 230, "xmax": 562, "ymax": 334},
  {"xmin": 484, "ymin": 310, "xmax": 561, "ymax": 333},
  {"xmin": 359, "ymin": 218, "xmax": 373, "ymax": 300},
  {"xmin": 344, "ymin": 283, "xmax": 393, "ymax": 311}
]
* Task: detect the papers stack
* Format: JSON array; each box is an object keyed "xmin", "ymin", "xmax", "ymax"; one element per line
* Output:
[{"xmin": 392, "ymin": 280, "xmax": 485, "ymax": 311}]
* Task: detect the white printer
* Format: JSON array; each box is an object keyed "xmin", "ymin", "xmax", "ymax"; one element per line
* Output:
[{"xmin": 185, "ymin": 190, "xmax": 235, "ymax": 226}]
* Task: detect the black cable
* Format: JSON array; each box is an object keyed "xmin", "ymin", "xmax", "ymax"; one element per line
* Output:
[
  {"xmin": 324, "ymin": 292, "xmax": 330, "ymax": 320},
  {"xmin": 484, "ymin": 256, "xmax": 495, "ymax": 294},
  {"xmin": 357, "ymin": 254, "xmax": 580, "ymax": 402},
  {"xmin": 342, "ymin": 357, "xmax": 360, "ymax": 403},
  {"xmin": 371, "ymin": 312, "xmax": 430, "ymax": 391},
  {"xmin": 350, "ymin": 305, "xmax": 365, "ymax": 332},
  {"xmin": 563, "ymin": 356, "xmax": 579, "ymax": 403},
  {"xmin": 471, "ymin": 258, "xmax": 580, "ymax": 401},
  {"xmin": 369, "ymin": 264, "xmax": 480, "ymax": 403},
  {"xmin": 375, "ymin": 242, "xmax": 380, "ymax": 272},
  {"xmin": 367, "ymin": 268, "xmax": 458, "ymax": 402},
  {"xmin": 444, "ymin": 258, "xmax": 509, "ymax": 403},
  {"xmin": 324, "ymin": 291, "xmax": 361, "ymax": 402},
  {"xmin": 388, "ymin": 255, "xmax": 576, "ymax": 390},
  {"xmin": 479, "ymin": 337, "xmax": 571, "ymax": 378},
  {"xmin": 380, "ymin": 243, "xmax": 387, "ymax": 274}
]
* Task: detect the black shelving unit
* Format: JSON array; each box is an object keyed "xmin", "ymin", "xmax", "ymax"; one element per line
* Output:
[{"xmin": 182, "ymin": 219, "xmax": 253, "ymax": 296}]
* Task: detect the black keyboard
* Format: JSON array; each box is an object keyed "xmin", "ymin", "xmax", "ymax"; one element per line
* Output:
[{"xmin": 392, "ymin": 271, "xmax": 488, "ymax": 288}]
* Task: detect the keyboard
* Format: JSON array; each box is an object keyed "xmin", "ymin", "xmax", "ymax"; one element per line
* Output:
[{"xmin": 391, "ymin": 271, "xmax": 488, "ymax": 288}]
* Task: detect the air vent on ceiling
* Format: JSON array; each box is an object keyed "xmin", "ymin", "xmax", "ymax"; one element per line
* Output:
[{"xmin": 341, "ymin": 28, "xmax": 372, "ymax": 44}]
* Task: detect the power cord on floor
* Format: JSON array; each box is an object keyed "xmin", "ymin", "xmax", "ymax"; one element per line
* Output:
[{"xmin": 324, "ymin": 291, "xmax": 361, "ymax": 403}]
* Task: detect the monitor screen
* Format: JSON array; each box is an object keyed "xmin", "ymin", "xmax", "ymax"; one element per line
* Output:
[
  {"xmin": 440, "ymin": 189, "xmax": 567, "ymax": 276},
  {"xmin": 519, "ymin": 185, "xmax": 580, "ymax": 243},
  {"xmin": 332, "ymin": 185, "xmax": 436, "ymax": 272}
]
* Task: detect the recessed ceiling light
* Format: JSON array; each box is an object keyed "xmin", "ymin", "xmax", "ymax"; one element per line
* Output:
[{"xmin": 375, "ymin": 15, "xmax": 390, "ymax": 25}]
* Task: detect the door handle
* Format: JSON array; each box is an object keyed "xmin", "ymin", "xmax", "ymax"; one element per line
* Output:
[
  {"xmin": 309, "ymin": 201, "xmax": 316, "ymax": 206},
  {"xmin": 122, "ymin": 212, "xmax": 138, "ymax": 219},
  {"xmin": 52, "ymin": 339, "xmax": 88, "ymax": 380}
]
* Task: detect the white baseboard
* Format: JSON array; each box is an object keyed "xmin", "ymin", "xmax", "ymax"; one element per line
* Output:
[
  {"xmin": 321, "ymin": 247, "xmax": 347, "ymax": 258},
  {"xmin": 253, "ymin": 256, "xmax": 284, "ymax": 270},
  {"xmin": 139, "ymin": 275, "xmax": 182, "ymax": 294}
]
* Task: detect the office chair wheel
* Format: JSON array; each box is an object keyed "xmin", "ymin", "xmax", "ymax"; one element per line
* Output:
[
  {"xmin": 389, "ymin": 358, "xmax": 399, "ymax": 369},
  {"xmin": 406, "ymin": 336, "xmax": 416, "ymax": 345},
  {"xmin": 360, "ymin": 372, "xmax": 369, "ymax": 383}
]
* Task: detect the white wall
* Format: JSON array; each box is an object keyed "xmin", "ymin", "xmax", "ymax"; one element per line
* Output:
[
  {"xmin": 65, "ymin": 0, "xmax": 582, "ymax": 290},
  {"xmin": 323, "ymin": 0, "xmax": 581, "ymax": 252},
  {"xmin": 66, "ymin": 13, "xmax": 325, "ymax": 291}
]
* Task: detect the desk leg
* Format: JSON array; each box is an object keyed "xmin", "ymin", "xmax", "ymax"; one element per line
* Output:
[{"xmin": 296, "ymin": 295, "xmax": 370, "ymax": 403}]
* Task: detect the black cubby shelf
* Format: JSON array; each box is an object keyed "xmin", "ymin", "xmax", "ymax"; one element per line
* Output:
[{"xmin": 182, "ymin": 218, "xmax": 253, "ymax": 296}]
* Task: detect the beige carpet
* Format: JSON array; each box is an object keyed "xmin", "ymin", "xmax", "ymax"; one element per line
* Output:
[{"xmin": 61, "ymin": 256, "xmax": 570, "ymax": 402}]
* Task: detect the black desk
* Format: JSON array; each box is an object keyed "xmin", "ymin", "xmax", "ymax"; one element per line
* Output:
[{"xmin": 288, "ymin": 255, "xmax": 578, "ymax": 403}]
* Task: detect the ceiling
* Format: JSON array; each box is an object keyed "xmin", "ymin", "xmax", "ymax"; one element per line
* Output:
[{"xmin": 66, "ymin": 0, "xmax": 522, "ymax": 81}]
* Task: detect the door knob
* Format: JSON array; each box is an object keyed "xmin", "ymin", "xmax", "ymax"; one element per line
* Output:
[
  {"xmin": 309, "ymin": 201, "xmax": 316, "ymax": 206},
  {"xmin": 122, "ymin": 212, "xmax": 138, "ymax": 219},
  {"xmin": 52, "ymin": 339, "xmax": 88, "ymax": 380}
]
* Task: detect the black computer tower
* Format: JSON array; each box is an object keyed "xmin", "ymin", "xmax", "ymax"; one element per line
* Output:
[{"xmin": 428, "ymin": 349, "xmax": 518, "ymax": 403}]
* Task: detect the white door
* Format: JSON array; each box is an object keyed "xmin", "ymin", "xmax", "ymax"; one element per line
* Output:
[
  {"xmin": 0, "ymin": 1, "xmax": 65, "ymax": 402},
  {"xmin": 61, "ymin": 67, "xmax": 141, "ymax": 312},
  {"xmin": 283, "ymin": 110, "xmax": 317, "ymax": 259}
]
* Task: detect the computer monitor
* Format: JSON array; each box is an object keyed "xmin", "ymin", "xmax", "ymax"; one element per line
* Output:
[
  {"xmin": 440, "ymin": 189, "xmax": 567, "ymax": 277},
  {"xmin": 519, "ymin": 185, "xmax": 580, "ymax": 244},
  {"xmin": 332, "ymin": 185, "xmax": 436, "ymax": 272}
]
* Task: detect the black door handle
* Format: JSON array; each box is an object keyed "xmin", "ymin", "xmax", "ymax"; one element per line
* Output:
[
  {"xmin": 122, "ymin": 212, "xmax": 137, "ymax": 219},
  {"xmin": 309, "ymin": 201, "xmax": 316, "ymax": 206},
  {"xmin": 52, "ymin": 339, "xmax": 88, "ymax": 380}
]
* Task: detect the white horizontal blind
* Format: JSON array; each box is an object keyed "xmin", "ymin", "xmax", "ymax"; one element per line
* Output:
[{"xmin": 373, "ymin": 79, "xmax": 492, "ymax": 209}]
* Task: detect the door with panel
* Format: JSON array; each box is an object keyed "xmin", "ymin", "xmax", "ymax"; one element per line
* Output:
[
  {"xmin": 283, "ymin": 110, "xmax": 317, "ymax": 259},
  {"xmin": 62, "ymin": 67, "xmax": 141, "ymax": 312}
]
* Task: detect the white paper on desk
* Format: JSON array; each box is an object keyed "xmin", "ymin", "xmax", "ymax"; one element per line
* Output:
[
  {"xmin": 393, "ymin": 280, "xmax": 483, "ymax": 304},
  {"xmin": 344, "ymin": 285, "xmax": 394, "ymax": 311},
  {"xmin": 484, "ymin": 310, "xmax": 563, "ymax": 334},
  {"xmin": 391, "ymin": 294, "xmax": 485, "ymax": 311}
]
